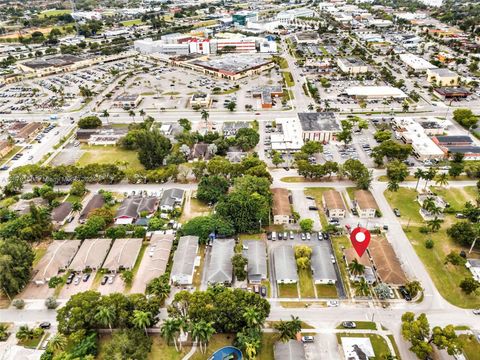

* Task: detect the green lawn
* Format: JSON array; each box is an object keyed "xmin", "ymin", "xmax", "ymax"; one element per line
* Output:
[
  {"xmin": 39, "ymin": 9, "xmax": 71, "ymax": 17},
  {"xmin": 278, "ymin": 283, "xmax": 299, "ymax": 298},
  {"xmin": 298, "ymin": 268, "xmax": 315, "ymax": 298},
  {"xmin": 336, "ymin": 321, "xmax": 377, "ymax": 330},
  {"xmin": 33, "ymin": 247, "xmax": 47, "ymax": 267},
  {"xmin": 336, "ymin": 333, "xmax": 392, "ymax": 359},
  {"xmin": 257, "ymin": 333, "xmax": 276, "ymax": 360},
  {"xmin": 126, "ymin": 243, "xmax": 148, "ymax": 292},
  {"xmin": 387, "ymin": 335, "xmax": 401, "ymax": 359},
  {"xmin": 282, "ymin": 72, "xmax": 294, "ymax": 87},
  {"xmin": 331, "ymin": 236, "xmax": 353, "ymax": 298},
  {"xmin": 384, "ymin": 188, "xmax": 423, "ymax": 225},
  {"xmin": 190, "ymin": 334, "xmax": 234, "ymax": 360},
  {"xmin": 273, "ymin": 56, "xmax": 289, "ymax": 69},
  {"xmin": 120, "ymin": 19, "xmax": 144, "ymax": 26},
  {"xmin": 459, "ymin": 334, "xmax": 480, "ymax": 360},
  {"xmin": 346, "ymin": 187, "xmax": 357, "ymax": 203},
  {"xmin": 18, "ymin": 333, "xmax": 47, "ymax": 349},
  {"xmin": 77, "ymin": 145, "xmax": 143, "ymax": 170},
  {"xmin": 0, "ymin": 145, "xmax": 22, "ymax": 165},
  {"xmin": 384, "ymin": 187, "xmax": 480, "ymax": 308},
  {"xmin": 315, "ymin": 284, "xmax": 338, "ymax": 298},
  {"xmin": 430, "ymin": 186, "xmax": 477, "ymax": 211}
]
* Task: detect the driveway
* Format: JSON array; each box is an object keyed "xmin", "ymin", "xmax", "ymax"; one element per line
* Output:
[
  {"xmin": 58, "ymin": 274, "xmax": 94, "ymax": 299},
  {"xmin": 291, "ymin": 189, "xmax": 322, "ymax": 231}
]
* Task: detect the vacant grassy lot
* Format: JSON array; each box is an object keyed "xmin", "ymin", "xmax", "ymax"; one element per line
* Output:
[
  {"xmin": 120, "ymin": 19, "xmax": 144, "ymax": 26},
  {"xmin": 459, "ymin": 334, "xmax": 480, "ymax": 360},
  {"xmin": 298, "ymin": 268, "xmax": 315, "ymax": 298},
  {"xmin": 336, "ymin": 333, "xmax": 392, "ymax": 359},
  {"xmin": 282, "ymin": 72, "xmax": 294, "ymax": 87},
  {"xmin": 77, "ymin": 145, "xmax": 143, "ymax": 170},
  {"xmin": 39, "ymin": 9, "xmax": 72, "ymax": 17},
  {"xmin": 430, "ymin": 186, "xmax": 476, "ymax": 210},
  {"xmin": 278, "ymin": 283, "xmax": 299, "ymax": 298},
  {"xmin": 385, "ymin": 187, "xmax": 480, "ymax": 308}
]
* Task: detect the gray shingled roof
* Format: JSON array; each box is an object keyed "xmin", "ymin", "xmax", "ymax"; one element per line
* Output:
[
  {"xmin": 69, "ymin": 238, "xmax": 112, "ymax": 271},
  {"xmin": 246, "ymin": 241, "xmax": 267, "ymax": 282},
  {"xmin": 311, "ymin": 246, "xmax": 336, "ymax": 283},
  {"xmin": 274, "ymin": 340, "xmax": 306, "ymax": 360},
  {"xmin": 273, "ymin": 245, "xmax": 298, "ymax": 282},
  {"xmin": 79, "ymin": 194, "xmax": 105, "ymax": 222},
  {"xmin": 207, "ymin": 238, "xmax": 234, "ymax": 284},
  {"xmin": 103, "ymin": 238, "xmax": 143, "ymax": 271},
  {"xmin": 160, "ymin": 188, "xmax": 185, "ymax": 207},
  {"xmin": 33, "ymin": 240, "xmax": 81, "ymax": 281},
  {"xmin": 171, "ymin": 236, "xmax": 199, "ymax": 280}
]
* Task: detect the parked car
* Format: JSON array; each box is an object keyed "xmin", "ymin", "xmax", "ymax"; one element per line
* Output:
[
  {"xmin": 82, "ymin": 273, "xmax": 90, "ymax": 282},
  {"xmin": 260, "ymin": 286, "xmax": 267, "ymax": 297},
  {"xmin": 267, "ymin": 232, "xmax": 272, "ymax": 240},
  {"xmin": 399, "ymin": 286, "xmax": 412, "ymax": 301},
  {"xmin": 73, "ymin": 277, "xmax": 80, "ymax": 285},
  {"xmin": 309, "ymin": 206, "xmax": 319, "ymax": 211},
  {"xmin": 283, "ymin": 232, "xmax": 288, "ymax": 240},
  {"xmin": 393, "ymin": 208, "xmax": 401, "ymax": 217},
  {"xmin": 306, "ymin": 196, "xmax": 314, "ymax": 200},
  {"xmin": 328, "ymin": 218, "xmax": 340, "ymax": 225},
  {"xmin": 455, "ymin": 213, "xmax": 467, "ymax": 219},
  {"xmin": 108, "ymin": 276, "xmax": 115, "ymax": 284},
  {"xmin": 301, "ymin": 336, "xmax": 315, "ymax": 343},
  {"xmin": 66, "ymin": 273, "xmax": 75, "ymax": 285},
  {"xmin": 342, "ymin": 321, "xmax": 356, "ymax": 329},
  {"xmin": 301, "ymin": 233, "xmax": 306, "ymax": 241},
  {"xmin": 327, "ymin": 300, "xmax": 339, "ymax": 307},
  {"xmin": 473, "ymin": 309, "xmax": 480, "ymax": 315},
  {"xmin": 101, "ymin": 276, "xmax": 109, "ymax": 285},
  {"xmin": 317, "ymin": 232, "xmax": 323, "ymax": 241},
  {"xmin": 39, "ymin": 322, "xmax": 51, "ymax": 329},
  {"xmin": 289, "ymin": 231, "xmax": 294, "ymax": 240},
  {"xmin": 306, "ymin": 233, "xmax": 311, "ymax": 241}
]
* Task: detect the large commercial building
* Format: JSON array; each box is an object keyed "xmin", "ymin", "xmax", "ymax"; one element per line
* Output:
[
  {"xmin": 337, "ymin": 57, "xmax": 368, "ymax": 74},
  {"xmin": 344, "ymin": 86, "xmax": 407, "ymax": 100},
  {"xmin": 270, "ymin": 117, "xmax": 304, "ymax": 152},
  {"xmin": 399, "ymin": 53, "xmax": 437, "ymax": 72},
  {"xmin": 298, "ymin": 112, "xmax": 341, "ymax": 143},
  {"xmin": 276, "ymin": 8, "xmax": 315, "ymax": 25},
  {"xmin": 426, "ymin": 68, "xmax": 459, "ymax": 87},
  {"xmin": 232, "ymin": 11, "xmax": 257, "ymax": 26}
]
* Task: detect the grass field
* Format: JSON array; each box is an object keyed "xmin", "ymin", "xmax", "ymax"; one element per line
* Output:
[
  {"xmin": 39, "ymin": 9, "xmax": 71, "ymax": 18},
  {"xmin": 336, "ymin": 333, "xmax": 392, "ymax": 359},
  {"xmin": 336, "ymin": 321, "xmax": 377, "ymax": 330},
  {"xmin": 316, "ymin": 284, "xmax": 338, "ymax": 298},
  {"xmin": 430, "ymin": 186, "xmax": 477, "ymax": 211},
  {"xmin": 278, "ymin": 283, "xmax": 299, "ymax": 298},
  {"xmin": 77, "ymin": 145, "xmax": 143, "ymax": 170},
  {"xmin": 459, "ymin": 334, "xmax": 480, "ymax": 360},
  {"xmin": 126, "ymin": 243, "xmax": 147, "ymax": 292},
  {"xmin": 298, "ymin": 268, "xmax": 315, "ymax": 298},
  {"xmin": 384, "ymin": 187, "xmax": 480, "ymax": 308},
  {"xmin": 120, "ymin": 19, "xmax": 144, "ymax": 26},
  {"xmin": 282, "ymin": 72, "xmax": 294, "ymax": 87}
]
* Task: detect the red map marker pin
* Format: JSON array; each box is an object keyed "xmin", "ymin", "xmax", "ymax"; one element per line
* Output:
[{"xmin": 350, "ymin": 227, "xmax": 371, "ymax": 257}]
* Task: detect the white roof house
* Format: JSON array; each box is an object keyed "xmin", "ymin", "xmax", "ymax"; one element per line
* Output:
[{"xmin": 171, "ymin": 236, "xmax": 199, "ymax": 285}]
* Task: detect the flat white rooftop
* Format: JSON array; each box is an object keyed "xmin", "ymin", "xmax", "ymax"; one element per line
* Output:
[{"xmin": 345, "ymin": 86, "xmax": 407, "ymax": 98}]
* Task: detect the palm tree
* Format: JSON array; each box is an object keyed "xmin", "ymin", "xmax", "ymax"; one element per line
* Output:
[
  {"xmin": 201, "ymin": 109, "xmax": 209, "ymax": 129},
  {"xmin": 273, "ymin": 320, "xmax": 291, "ymax": 343},
  {"xmin": 348, "ymin": 259, "xmax": 365, "ymax": 277},
  {"xmin": 427, "ymin": 216, "xmax": 442, "ymax": 232},
  {"xmin": 307, "ymin": 103, "xmax": 314, "ymax": 111},
  {"xmin": 132, "ymin": 310, "xmax": 151, "ymax": 336},
  {"xmin": 48, "ymin": 333, "xmax": 67, "ymax": 352},
  {"xmin": 387, "ymin": 180, "xmax": 399, "ymax": 192},
  {"xmin": 139, "ymin": 109, "xmax": 146, "ymax": 121},
  {"xmin": 243, "ymin": 308, "xmax": 262, "ymax": 330},
  {"xmin": 95, "ymin": 306, "xmax": 115, "ymax": 333},
  {"xmin": 414, "ymin": 169, "xmax": 425, "ymax": 191},
  {"xmin": 129, "ymin": 110, "xmax": 136, "ymax": 123},
  {"xmin": 355, "ymin": 278, "xmax": 370, "ymax": 297},
  {"xmin": 423, "ymin": 167, "xmax": 437, "ymax": 190},
  {"xmin": 422, "ymin": 197, "xmax": 436, "ymax": 213},
  {"xmin": 160, "ymin": 318, "xmax": 180, "ymax": 352},
  {"xmin": 435, "ymin": 172, "xmax": 449, "ymax": 187},
  {"xmin": 16, "ymin": 325, "xmax": 33, "ymax": 341},
  {"xmin": 72, "ymin": 201, "xmax": 83, "ymax": 214},
  {"xmin": 200, "ymin": 321, "xmax": 215, "ymax": 353},
  {"xmin": 190, "ymin": 321, "xmax": 203, "ymax": 353},
  {"xmin": 102, "ymin": 110, "xmax": 110, "ymax": 125}
]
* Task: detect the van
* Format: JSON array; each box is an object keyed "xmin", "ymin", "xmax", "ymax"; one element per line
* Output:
[{"xmin": 271, "ymin": 231, "xmax": 277, "ymax": 241}]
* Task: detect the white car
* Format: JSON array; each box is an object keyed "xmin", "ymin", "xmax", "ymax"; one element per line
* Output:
[{"xmin": 327, "ymin": 300, "xmax": 339, "ymax": 307}]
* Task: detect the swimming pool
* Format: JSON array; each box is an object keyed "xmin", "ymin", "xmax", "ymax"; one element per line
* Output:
[{"xmin": 208, "ymin": 346, "xmax": 243, "ymax": 360}]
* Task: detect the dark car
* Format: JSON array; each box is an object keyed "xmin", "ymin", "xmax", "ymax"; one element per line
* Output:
[
  {"xmin": 342, "ymin": 321, "xmax": 356, "ymax": 329},
  {"xmin": 82, "ymin": 273, "xmax": 90, "ymax": 282},
  {"xmin": 399, "ymin": 286, "xmax": 412, "ymax": 301},
  {"xmin": 260, "ymin": 286, "xmax": 267, "ymax": 297},
  {"xmin": 101, "ymin": 276, "xmax": 109, "ymax": 285},
  {"xmin": 39, "ymin": 322, "xmax": 51, "ymax": 329},
  {"xmin": 309, "ymin": 206, "xmax": 319, "ymax": 211},
  {"xmin": 267, "ymin": 232, "xmax": 272, "ymax": 240},
  {"xmin": 393, "ymin": 208, "xmax": 401, "ymax": 217},
  {"xmin": 66, "ymin": 273, "xmax": 75, "ymax": 285}
]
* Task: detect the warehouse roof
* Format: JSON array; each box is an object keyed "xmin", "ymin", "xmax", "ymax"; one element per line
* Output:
[
  {"xmin": 311, "ymin": 245, "xmax": 336, "ymax": 282},
  {"xmin": 69, "ymin": 238, "xmax": 112, "ymax": 271},
  {"xmin": 103, "ymin": 238, "xmax": 143, "ymax": 271},
  {"xmin": 323, "ymin": 189, "xmax": 345, "ymax": 210},
  {"xmin": 171, "ymin": 236, "xmax": 199, "ymax": 278},
  {"xmin": 273, "ymin": 245, "xmax": 298, "ymax": 282},
  {"xmin": 207, "ymin": 238, "xmax": 235, "ymax": 284},
  {"xmin": 33, "ymin": 240, "xmax": 81, "ymax": 281}
]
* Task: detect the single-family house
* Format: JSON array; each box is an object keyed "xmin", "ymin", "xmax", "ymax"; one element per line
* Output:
[
  {"xmin": 51, "ymin": 202, "xmax": 73, "ymax": 228},
  {"xmin": 311, "ymin": 245, "xmax": 336, "ymax": 285},
  {"xmin": 207, "ymin": 238, "xmax": 235, "ymax": 285},
  {"xmin": 272, "ymin": 188, "xmax": 292, "ymax": 225},
  {"xmin": 171, "ymin": 235, "xmax": 199, "ymax": 285},
  {"xmin": 160, "ymin": 188, "xmax": 185, "ymax": 212},
  {"xmin": 273, "ymin": 245, "xmax": 298, "ymax": 284},
  {"xmin": 245, "ymin": 240, "xmax": 267, "ymax": 284},
  {"xmin": 79, "ymin": 194, "xmax": 105, "ymax": 224}
]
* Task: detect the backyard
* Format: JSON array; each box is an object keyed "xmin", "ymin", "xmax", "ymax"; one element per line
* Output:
[
  {"xmin": 77, "ymin": 145, "xmax": 143, "ymax": 170},
  {"xmin": 336, "ymin": 333, "xmax": 394, "ymax": 360}
]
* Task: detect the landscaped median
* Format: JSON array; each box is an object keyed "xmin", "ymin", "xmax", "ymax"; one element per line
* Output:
[
  {"xmin": 384, "ymin": 186, "xmax": 480, "ymax": 308},
  {"xmin": 281, "ymin": 72, "xmax": 295, "ymax": 87}
]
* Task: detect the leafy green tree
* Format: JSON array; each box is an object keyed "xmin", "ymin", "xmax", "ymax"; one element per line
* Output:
[
  {"xmin": 95, "ymin": 306, "xmax": 115, "ymax": 333},
  {"xmin": 404, "ymin": 281, "xmax": 422, "ymax": 298},
  {"xmin": 0, "ymin": 239, "xmax": 34, "ymax": 297},
  {"xmin": 132, "ymin": 310, "xmax": 151, "ymax": 336},
  {"xmin": 426, "ymin": 217, "xmax": 442, "ymax": 232},
  {"xmin": 453, "ymin": 108, "xmax": 478, "ymax": 129},
  {"xmin": 45, "ymin": 296, "xmax": 59, "ymax": 309},
  {"xmin": 271, "ymin": 150, "xmax": 283, "ymax": 168},
  {"xmin": 146, "ymin": 274, "xmax": 171, "ymax": 300},
  {"xmin": 273, "ymin": 316, "xmax": 302, "ymax": 342},
  {"xmin": 232, "ymin": 254, "xmax": 248, "ymax": 281},
  {"xmin": 447, "ymin": 221, "xmax": 478, "ymax": 247},
  {"xmin": 160, "ymin": 318, "xmax": 181, "ymax": 352},
  {"xmin": 70, "ymin": 180, "xmax": 86, "ymax": 196},
  {"xmin": 435, "ymin": 173, "xmax": 449, "ymax": 187},
  {"xmin": 121, "ymin": 270, "xmax": 134, "ymax": 286},
  {"xmin": 373, "ymin": 130, "xmax": 392, "ymax": 143},
  {"xmin": 180, "ymin": 215, "xmax": 235, "ymax": 243},
  {"xmin": 178, "ymin": 118, "xmax": 191, "ymax": 131},
  {"xmin": 235, "ymin": 128, "xmax": 260, "ymax": 151},
  {"xmin": 299, "ymin": 218, "xmax": 314, "ymax": 232},
  {"xmin": 135, "ymin": 128, "xmax": 172, "ymax": 169},
  {"xmin": 197, "ymin": 175, "xmax": 229, "ymax": 204},
  {"xmin": 401, "ymin": 312, "xmax": 432, "ymax": 359},
  {"xmin": 355, "ymin": 278, "xmax": 369, "ymax": 296},
  {"xmin": 301, "ymin": 141, "xmax": 323, "ymax": 155},
  {"xmin": 48, "ymin": 276, "xmax": 64, "ymax": 289},
  {"xmin": 78, "ymin": 116, "xmax": 101, "ymax": 129},
  {"xmin": 103, "ymin": 329, "xmax": 152, "ymax": 360},
  {"xmin": 386, "ymin": 160, "xmax": 409, "ymax": 182},
  {"xmin": 459, "ymin": 277, "xmax": 479, "ymax": 294}
]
